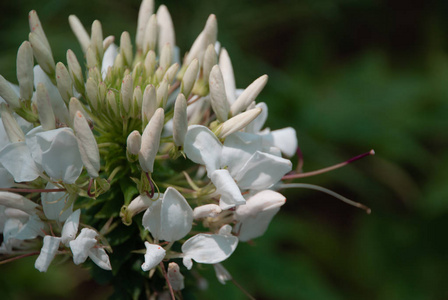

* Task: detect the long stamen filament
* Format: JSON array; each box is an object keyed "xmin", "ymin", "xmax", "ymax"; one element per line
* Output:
[{"xmin": 0, "ymin": 187, "xmax": 66, "ymax": 193}]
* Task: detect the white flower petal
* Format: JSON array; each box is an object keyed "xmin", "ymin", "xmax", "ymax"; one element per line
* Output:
[
  {"xmin": 88, "ymin": 247, "xmax": 112, "ymax": 270},
  {"xmin": 14, "ymin": 215, "xmax": 45, "ymax": 240},
  {"xmin": 101, "ymin": 44, "xmax": 118, "ymax": 79},
  {"xmin": 42, "ymin": 183, "xmax": 73, "ymax": 222},
  {"xmin": 210, "ymin": 169, "xmax": 245, "ymax": 209},
  {"xmin": 184, "ymin": 125, "xmax": 222, "ymax": 176},
  {"xmin": 0, "ymin": 142, "xmax": 41, "ymax": 182},
  {"xmin": 245, "ymin": 102, "xmax": 268, "ymax": 134},
  {"xmin": 213, "ymin": 263, "xmax": 232, "ymax": 285},
  {"xmin": 221, "ymin": 132, "xmax": 262, "ymax": 177},
  {"xmin": 69, "ymin": 228, "xmax": 97, "ymax": 265},
  {"xmin": 0, "ymin": 165, "xmax": 14, "ymax": 188},
  {"xmin": 142, "ymin": 198, "xmax": 162, "ymax": 240},
  {"xmin": 261, "ymin": 127, "xmax": 298, "ymax": 157},
  {"xmin": 61, "ymin": 209, "xmax": 81, "ymax": 246},
  {"xmin": 141, "ymin": 242, "xmax": 166, "ymax": 271},
  {"xmin": 235, "ymin": 151, "xmax": 292, "ymax": 190},
  {"xmin": 34, "ymin": 235, "xmax": 61, "ymax": 272},
  {"xmin": 168, "ymin": 262, "xmax": 184, "ymax": 291}
]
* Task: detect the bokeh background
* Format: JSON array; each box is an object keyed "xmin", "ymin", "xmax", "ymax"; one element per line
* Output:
[{"xmin": 1, "ymin": 0, "xmax": 448, "ymax": 299}]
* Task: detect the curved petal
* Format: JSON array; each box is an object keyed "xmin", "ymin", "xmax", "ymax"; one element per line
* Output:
[
  {"xmin": 184, "ymin": 125, "xmax": 222, "ymax": 176},
  {"xmin": 245, "ymin": 102, "xmax": 267, "ymax": 134},
  {"xmin": 69, "ymin": 228, "xmax": 97, "ymax": 265},
  {"xmin": 14, "ymin": 215, "xmax": 45, "ymax": 240},
  {"xmin": 221, "ymin": 132, "xmax": 262, "ymax": 177},
  {"xmin": 101, "ymin": 43, "xmax": 118, "ymax": 79},
  {"xmin": 0, "ymin": 142, "xmax": 41, "ymax": 182},
  {"xmin": 41, "ymin": 182, "xmax": 73, "ymax": 222},
  {"xmin": 34, "ymin": 235, "xmax": 61, "ymax": 272},
  {"xmin": 168, "ymin": 262, "xmax": 185, "ymax": 291},
  {"xmin": 88, "ymin": 247, "xmax": 112, "ymax": 270},
  {"xmin": 61, "ymin": 209, "xmax": 81, "ymax": 246},
  {"xmin": 261, "ymin": 127, "xmax": 298, "ymax": 157},
  {"xmin": 141, "ymin": 242, "xmax": 166, "ymax": 271},
  {"xmin": 0, "ymin": 165, "xmax": 14, "ymax": 188},
  {"xmin": 142, "ymin": 198, "xmax": 163, "ymax": 240},
  {"xmin": 234, "ymin": 151, "xmax": 292, "ymax": 190},
  {"xmin": 160, "ymin": 187, "xmax": 193, "ymax": 242},
  {"xmin": 210, "ymin": 169, "xmax": 245, "ymax": 209}
]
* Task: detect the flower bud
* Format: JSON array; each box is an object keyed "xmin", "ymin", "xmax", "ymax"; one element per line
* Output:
[
  {"xmin": 28, "ymin": 10, "xmax": 51, "ymax": 52},
  {"xmin": 203, "ymin": 14, "xmax": 218, "ymax": 55},
  {"xmin": 132, "ymin": 62, "xmax": 144, "ymax": 86},
  {"xmin": 144, "ymin": 50, "xmax": 156, "ymax": 76},
  {"xmin": 209, "ymin": 65, "xmax": 229, "ymax": 122},
  {"xmin": 85, "ymin": 77, "xmax": 99, "ymax": 111},
  {"xmin": 106, "ymin": 91, "xmax": 119, "ymax": 117},
  {"xmin": 113, "ymin": 53, "xmax": 124, "ymax": 75},
  {"xmin": 29, "ymin": 32, "xmax": 55, "ymax": 76},
  {"xmin": 67, "ymin": 49, "xmax": 85, "ymax": 95},
  {"xmin": 162, "ymin": 63, "xmax": 179, "ymax": 84},
  {"xmin": 139, "ymin": 108, "xmax": 164, "ymax": 173},
  {"xmin": 17, "ymin": 41, "xmax": 34, "ymax": 101},
  {"xmin": 0, "ymin": 191, "xmax": 39, "ymax": 215},
  {"xmin": 168, "ymin": 262, "xmax": 185, "ymax": 291},
  {"xmin": 69, "ymin": 97, "xmax": 88, "ymax": 126},
  {"xmin": 55, "ymin": 62, "xmax": 73, "ymax": 104},
  {"xmin": 141, "ymin": 242, "xmax": 165, "ymax": 271},
  {"xmin": 173, "ymin": 93, "xmax": 187, "ymax": 147},
  {"xmin": 203, "ymin": 44, "xmax": 217, "ymax": 83},
  {"xmin": 157, "ymin": 5, "xmax": 175, "ymax": 56},
  {"xmin": 0, "ymin": 103, "xmax": 25, "ymax": 142},
  {"xmin": 68, "ymin": 15, "xmax": 90, "ymax": 53},
  {"xmin": 98, "ymin": 82, "xmax": 107, "ymax": 108},
  {"xmin": 90, "ymin": 20, "xmax": 104, "ymax": 61},
  {"xmin": 142, "ymin": 84, "xmax": 156, "ymax": 124},
  {"xmin": 127, "ymin": 130, "xmax": 142, "ymax": 155},
  {"xmin": 230, "ymin": 75, "xmax": 268, "ymax": 116},
  {"xmin": 74, "ymin": 110, "xmax": 100, "ymax": 178},
  {"xmin": 120, "ymin": 74, "xmax": 133, "ymax": 115},
  {"xmin": 143, "ymin": 14, "xmax": 157, "ymax": 54},
  {"xmin": 102, "ymin": 35, "xmax": 115, "ymax": 52},
  {"xmin": 120, "ymin": 31, "xmax": 133, "ymax": 67},
  {"xmin": 159, "ymin": 43, "xmax": 171, "ymax": 72},
  {"xmin": 181, "ymin": 58, "xmax": 199, "ymax": 98},
  {"xmin": 193, "ymin": 204, "xmax": 222, "ymax": 219},
  {"xmin": 86, "ymin": 46, "xmax": 97, "ymax": 69},
  {"xmin": 136, "ymin": 0, "xmax": 155, "ymax": 51},
  {"xmin": 219, "ymin": 48, "xmax": 236, "ymax": 104},
  {"xmin": 156, "ymin": 80, "xmax": 169, "ymax": 108},
  {"xmin": 120, "ymin": 194, "xmax": 156, "ymax": 225},
  {"xmin": 36, "ymin": 83, "xmax": 56, "ymax": 130},
  {"xmin": 217, "ymin": 107, "xmax": 262, "ymax": 139},
  {"xmin": 0, "ymin": 75, "xmax": 20, "ymax": 109},
  {"xmin": 132, "ymin": 86, "xmax": 143, "ymax": 117}
]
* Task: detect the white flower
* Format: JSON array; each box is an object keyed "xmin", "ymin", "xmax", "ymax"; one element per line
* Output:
[
  {"xmin": 142, "ymin": 187, "xmax": 193, "ymax": 242},
  {"xmin": 167, "ymin": 262, "xmax": 184, "ymax": 291},
  {"xmin": 213, "ymin": 263, "xmax": 232, "ymax": 285},
  {"xmin": 69, "ymin": 228, "xmax": 111, "ymax": 270},
  {"xmin": 41, "ymin": 182, "xmax": 73, "ymax": 222},
  {"xmin": 234, "ymin": 190, "xmax": 286, "ymax": 241},
  {"xmin": 182, "ymin": 225, "xmax": 238, "ymax": 270},
  {"xmin": 141, "ymin": 241, "xmax": 166, "ymax": 271}
]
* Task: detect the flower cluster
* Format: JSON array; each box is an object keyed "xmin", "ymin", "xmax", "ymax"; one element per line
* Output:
[{"xmin": 0, "ymin": 0, "xmax": 370, "ymax": 297}]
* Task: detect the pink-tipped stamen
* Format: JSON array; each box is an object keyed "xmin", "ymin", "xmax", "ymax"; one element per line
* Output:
[{"xmin": 283, "ymin": 149, "xmax": 375, "ymax": 180}]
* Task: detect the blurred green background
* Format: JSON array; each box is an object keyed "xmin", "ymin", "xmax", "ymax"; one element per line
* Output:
[{"xmin": 1, "ymin": 0, "xmax": 448, "ymax": 299}]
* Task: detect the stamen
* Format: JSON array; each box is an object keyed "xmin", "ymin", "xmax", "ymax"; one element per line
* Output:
[
  {"xmin": 295, "ymin": 145, "xmax": 304, "ymax": 173},
  {"xmin": 283, "ymin": 149, "xmax": 375, "ymax": 180},
  {"xmin": 87, "ymin": 178, "xmax": 95, "ymax": 197},
  {"xmin": 231, "ymin": 278, "xmax": 256, "ymax": 300},
  {"xmin": 159, "ymin": 261, "xmax": 176, "ymax": 300},
  {"xmin": 0, "ymin": 251, "xmax": 40, "ymax": 265},
  {"xmin": 145, "ymin": 172, "xmax": 155, "ymax": 198},
  {"xmin": 280, "ymin": 183, "xmax": 371, "ymax": 214},
  {"xmin": 0, "ymin": 187, "xmax": 66, "ymax": 193}
]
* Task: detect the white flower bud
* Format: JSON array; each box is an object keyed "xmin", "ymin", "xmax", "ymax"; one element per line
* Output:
[
  {"xmin": 120, "ymin": 194, "xmax": 158, "ymax": 225},
  {"xmin": 173, "ymin": 93, "xmax": 187, "ymax": 147},
  {"xmin": 68, "ymin": 15, "xmax": 90, "ymax": 53},
  {"xmin": 132, "ymin": 62, "xmax": 144, "ymax": 85},
  {"xmin": 230, "ymin": 75, "xmax": 268, "ymax": 116},
  {"xmin": 168, "ymin": 262, "xmax": 185, "ymax": 291},
  {"xmin": 0, "ymin": 192, "xmax": 39, "ymax": 215},
  {"xmin": 0, "ymin": 103, "xmax": 25, "ymax": 142},
  {"xmin": 219, "ymin": 48, "xmax": 236, "ymax": 104},
  {"xmin": 120, "ymin": 74, "xmax": 133, "ymax": 115},
  {"xmin": 157, "ymin": 5, "xmax": 175, "ymax": 55},
  {"xmin": 102, "ymin": 35, "xmax": 115, "ymax": 52},
  {"xmin": 17, "ymin": 41, "xmax": 34, "ymax": 101},
  {"xmin": 144, "ymin": 50, "xmax": 156, "ymax": 76},
  {"xmin": 159, "ymin": 43, "xmax": 171, "ymax": 72},
  {"xmin": 184, "ymin": 31, "xmax": 204, "ymax": 67},
  {"xmin": 139, "ymin": 108, "xmax": 164, "ymax": 173},
  {"xmin": 141, "ymin": 242, "xmax": 165, "ymax": 271},
  {"xmin": 28, "ymin": 10, "xmax": 51, "ymax": 52},
  {"xmin": 74, "ymin": 110, "xmax": 100, "ymax": 178},
  {"xmin": 120, "ymin": 31, "xmax": 133, "ymax": 66},
  {"xmin": 132, "ymin": 86, "xmax": 143, "ymax": 117},
  {"xmin": 106, "ymin": 91, "xmax": 119, "ymax": 117},
  {"xmin": 203, "ymin": 44, "xmax": 217, "ymax": 83},
  {"xmin": 98, "ymin": 82, "xmax": 107, "ymax": 108},
  {"xmin": 85, "ymin": 77, "xmax": 99, "ymax": 111},
  {"xmin": 202, "ymin": 15, "xmax": 218, "ymax": 55},
  {"xmin": 86, "ymin": 46, "xmax": 97, "ymax": 69},
  {"xmin": 67, "ymin": 50, "xmax": 85, "ymax": 95},
  {"xmin": 181, "ymin": 58, "xmax": 199, "ymax": 98},
  {"xmin": 0, "ymin": 75, "xmax": 20, "ymax": 109},
  {"xmin": 136, "ymin": 0, "xmax": 155, "ymax": 51},
  {"xmin": 127, "ymin": 130, "xmax": 142, "ymax": 155},
  {"xmin": 55, "ymin": 62, "xmax": 73, "ymax": 104},
  {"xmin": 209, "ymin": 65, "xmax": 229, "ymax": 122},
  {"xmin": 113, "ymin": 53, "xmax": 124, "ymax": 74},
  {"xmin": 143, "ymin": 14, "xmax": 157, "ymax": 54},
  {"xmin": 163, "ymin": 63, "xmax": 179, "ymax": 84},
  {"xmin": 193, "ymin": 204, "xmax": 222, "ymax": 219},
  {"xmin": 217, "ymin": 107, "xmax": 262, "ymax": 139},
  {"xmin": 36, "ymin": 83, "xmax": 56, "ymax": 130},
  {"xmin": 156, "ymin": 79, "xmax": 169, "ymax": 108},
  {"xmin": 29, "ymin": 32, "xmax": 55, "ymax": 76},
  {"xmin": 69, "ymin": 97, "xmax": 88, "ymax": 126},
  {"xmin": 142, "ymin": 84, "xmax": 157, "ymax": 123},
  {"xmin": 90, "ymin": 20, "xmax": 104, "ymax": 61}
]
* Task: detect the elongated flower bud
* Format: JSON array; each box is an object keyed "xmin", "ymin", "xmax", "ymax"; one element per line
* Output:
[
  {"xmin": 143, "ymin": 14, "xmax": 157, "ymax": 54},
  {"xmin": 90, "ymin": 20, "xmax": 104, "ymax": 62},
  {"xmin": 144, "ymin": 50, "xmax": 156, "ymax": 76},
  {"xmin": 68, "ymin": 15, "xmax": 90, "ymax": 53},
  {"xmin": 56, "ymin": 62, "xmax": 73, "ymax": 104},
  {"xmin": 219, "ymin": 48, "xmax": 236, "ymax": 104},
  {"xmin": 74, "ymin": 110, "xmax": 100, "ymax": 178},
  {"xmin": 136, "ymin": 0, "xmax": 154, "ymax": 51},
  {"xmin": 120, "ymin": 74, "xmax": 133, "ymax": 115},
  {"xmin": 142, "ymin": 85, "xmax": 156, "ymax": 123},
  {"xmin": 181, "ymin": 58, "xmax": 199, "ymax": 98},
  {"xmin": 0, "ymin": 192, "xmax": 40, "ymax": 215},
  {"xmin": 67, "ymin": 49, "xmax": 85, "ymax": 95},
  {"xmin": 36, "ymin": 83, "xmax": 56, "ymax": 130},
  {"xmin": 0, "ymin": 75, "xmax": 20, "ymax": 109},
  {"xmin": 157, "ymin": 5, "xmax": 175, "ymax": 55},
  {"xmin": 127, "ymin": 130, "xmax": 142, "ymax": 155},
  {"xmin": 103, "ymin": 35, "xmax": 115, "ymax": 52},
  {"xmin": 163, "ymin": 63, "xmax": 179, "ymax": 84},
  {"xmin": 209, "ymin": 65, "xmax": 229, "ymax": 122},
  {"xmin": 193, "ymin": 204, "xmax": 222, "ymax": 219},
  {"xmin": 230, "ymin": 75, "xmax": 268, "ymax": 116},
  {"xmin": 139, "ymin": 108, "xmax": 164, "ymax": 173},
  {"xmin": 202, "ymin": 14, "xmax": 218, "ymax": 57},
  {"xmin": 217, "ymin": 107, "xmax": 262, "ymax": 139},
  {"xmin": 106, "ymin": 91, "xmax": 119, "ymax": 117},
  {"xmin": 156, "ymin": 80, "xmax": 169, "ymax": 108},
  {"xmin": 132, "ymin": 86, "xmax": 143, "ymax": 117},
  {"xmin": 17, "ymin": 41, "xmax": 34, "ymax": 101},
  {"xmin": 85, "ymin": 78, "xmax": 99, "ymax": 111},
  {"xmin": 28, "ymin": 10, "xmax": 51, "ymax": 52},
  {"xmin": 173, "ymin": 93, "xmax": 187, "ymax": 147},
  {"xmin": 0, "ymin": 103, "xmax": 25, "ymax": 142},
  {"xmin": 120, "ymin": 31, "xmax": 133, "ymax": 67},
  {"xmin": 203, "ymin": 44, "xmax": 217, "ymax": 83},
  {"xmin": 159, "ymin": 43, "xmax": 171, "ymax": 72},
  {"xmin": 29, "ymin": 32, "xmax": 55, "ymax": 76},
  {"xmin": 69, "ymin": 97, "xmax": 88, "ymax": 126}
]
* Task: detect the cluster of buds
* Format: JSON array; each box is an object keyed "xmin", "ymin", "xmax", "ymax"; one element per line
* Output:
[{"xmin": 0, "ymin": 0, "xmax": 372, "ymax": 297}]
